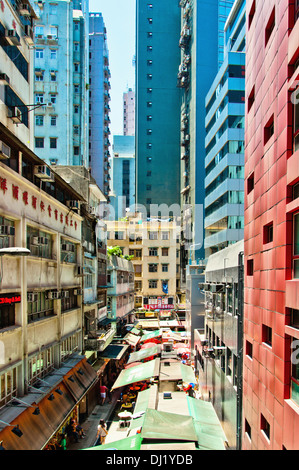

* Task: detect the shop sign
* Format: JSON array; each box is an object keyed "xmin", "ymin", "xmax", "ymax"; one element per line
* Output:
[
  {"xmin": 143, "ymin": 304, "xmax": 174, "ymax": 310},
  {"xmin": 0, "ymin": 294, "xmax": 21, "ymax": 305}
]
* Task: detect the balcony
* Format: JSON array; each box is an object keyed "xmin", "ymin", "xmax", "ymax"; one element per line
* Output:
[{"xmin": 84, "ymin": 327, "xmax": 115, "ymax": 352}]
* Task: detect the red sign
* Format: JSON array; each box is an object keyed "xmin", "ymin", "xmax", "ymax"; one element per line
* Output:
[
  {"xmin": 0, "ymin": 295, "xmax": 21, "ymax": 305},
  {"xmin": 143, "ymin": 304, "xmax": 174, "ymax": 310}
]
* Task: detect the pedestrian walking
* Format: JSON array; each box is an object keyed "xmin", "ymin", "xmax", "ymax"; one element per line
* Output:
[
  {"xmin": 99, "ymin": 384, "xmax": 109, "ymax": 405},
  {"xmin": 95, "ymin": 419, "xmax": 108, "ymax": 446}
]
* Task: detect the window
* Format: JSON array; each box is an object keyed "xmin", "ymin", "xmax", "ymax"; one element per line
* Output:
[
  {"xmin": 50, "ymin": 49, "xmax": 57, "ymax": 60},
  {"xmin": 50, "ymin": 94, "xmax": 56, "ymax": 104},
  {"xmin": 248, "ymin": 0, "xmax": 255, "ymax": 29},
  {"xmin": 291, "ymin": 309, "xmax": 299, "ymax": 329},
  {"xmin": 74, "ymin": 84, "xmax": 79, "ymax": 93},
  {"xmin": 50, "ymin": 72, "xmax": 57, "ymax": 81},
  {"xmin": 149, "ymin": 280, "xmax": 157, "ymax": 289},
  {"xmin": 28, "ymin": 348, "xmax": 54, "ymax": 384},
  {"xmin": 35, "ymin": 115, "xmax": 44, "ymax": 126},
  {"xmin": 294, "ymin": 87, "xmax": 299, "ymax": 152},
  {"xmin": 50, "ymin": 115, "xmax": 57, "ymax": 126},
  {"xmin": 147, "ymin": 74, "xmax": 153, "ymax": 80},
  {"xmin": 35, "ymin": 137, "xmax": 44, "ymax": 148},
  {"xmin": 264, "ymin": 115, "xmax": 274, "ymax": 144},
  {"xmin": 162, "ymin": 264, "xmax": 168, "ymax": 272},
  {"xmin": 61, "ymin": 289, "xmax": 77, "ymax": 313},
  {"xmin": 295, "ymin": 0, "xmax": 299, "ymax": 23},
  {"xmin": 265, "ymin": 7, "xmax": 275, "ymax": 46},
  {"xmin": 247, "ymin": 259, "xmax": 254, "ymax": 276},
  {"xmin": 35, "ymin": 72, "xmax": 44, "ymax": 81},
  {"xmin": 74, "ymin": 106, "xmax": 79, "ymax": 114},
  {"xmin": 262, "ymin": 324, "xmax": 272, "ymax": 347},
  {"xmin": 248, "ymin": 86, "xmax": 255, "ymax": 112},
  {"xmin": 0, "ymin": 367, "xmax": 17, "ymax": 408},
  {"xmin": 161, "ymin": 231, "xmax": 169, "ymax": 240},
  {"xmin": 263, "ymin": 222, "xmax": 273, "ymax": 244},
  {"xmin": 261, "ymin": 414, "xmax": 270, "ymax": 441},
  {"xmin": 35, "ymin": 26, "xmax": 44, "ymax": 36},
  {"xmin": 147, "ymin": 60, "xmax": 153, "ymax": 66},
  {"xmin": 149, "ymin": 264, "xmax": 158, "ymax": 272},
  {"xmin": 27, "ymin": 291, "xmax": 55, "ymax": 323},
  {"xmin": 35, "ymin": 49, "xmax": 44, "ymax": 59},
  {"xmin": 247, "ymin": 173, "xmax": 254, "ymax": 194},
  {"xmin": 246, "ymin": 340, "xmax": 253, "ymax": 358},
  {"xmin": 146, "ymin": 185, "xmax": 151, "ymax": 191},
  {"xmin": 162, "ymin": 248, "xmax": 169, "ymax": 256},
  {"xmin": 27, "ymin": 226, "xmax": 52, "ymax": 259},
  {"xmin": 147, "ymin": 32, "xmax": 153, "ymax": 38},
  {"xmin": 74, "ymin": 63, "xmax": 79, "ymax": 72},
  {"xmin": 50, "ymin": 137, "xmax": 57, "ymax": 149},
  {"xmin": 148, "ymin": 231, "xmax": 158, "ymax": 240},
  {"xmin": 294, "ymin": 213, "xmax": 299, "ymax": 278},
  {"xmin": 245, "ymin": 419, "xmax": 252, "ymax": 441},
  {"xmin": 74, "ymin": 42, "xmax": 79, "ymax": 51},
  {"xmin": 35, "ymin": 93, "xmax": 44, "ymax": 104},
  {"xmin": 149, "ymin": 247, "xmax": 158, "ymax": 256}
]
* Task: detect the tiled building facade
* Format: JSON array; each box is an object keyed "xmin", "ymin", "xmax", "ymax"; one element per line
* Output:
[{"xmin": 243, "ymin": 0, "xmax": 299, "ymax": 450}]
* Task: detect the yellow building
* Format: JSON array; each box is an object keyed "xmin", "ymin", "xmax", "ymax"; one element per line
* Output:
[{"xmin": 107, "ymin": 215, "xmax": 182, "ymax": 312}]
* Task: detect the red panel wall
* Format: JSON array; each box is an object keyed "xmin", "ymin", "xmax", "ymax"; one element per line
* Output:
[{"xmin": 243, "ymin": 0, "xmax": 299, "ymax": 450}]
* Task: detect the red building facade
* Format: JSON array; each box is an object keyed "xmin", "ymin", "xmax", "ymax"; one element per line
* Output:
[{"xmin": 243, "ymin": 0, "xmax": 299, "ymax": 450}]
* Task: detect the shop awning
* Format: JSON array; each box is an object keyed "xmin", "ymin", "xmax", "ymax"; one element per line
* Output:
[
  {"xmin": 129, "ymin": 388, "xmax": 152, "ymax": 431},
  {"xmin": 84, "ymin": 434, "xmax": 143, "ymax": 451},
  {"xmin": 111, "ymin": 358, "xmax": 160, "ymax": 390},
  {"xmin": 0, "ymin": 357, "xmax": 96, "ymax": 450},
  {"xmin": 187, "ymin": 396, "xmax": 227, "ymax": 445},
  {"xmin": 140, "ymin": 330, "xmax": 162, "ymax": 342},
  {"xmin": 127, "ymin": 345, "xmax": 161, "ymax": 364},
  {"xmin": 123, "ymin": 332, "xmax": 140, "ymax": 346},
  {"xmin": 140, "ymin": 408, "xmax": 198, "ymax": 442},
  {"xmin": 98, "ymin": 317, "xmax": 117, "ymax": 326},
  {"xmin": 98, "ymin": 344, "xmax": 129, "ymax": 360},
  {"xmin": 130, "ymin": 327, "xmax": 141, "ymax": 335},
  {"xmin": 136, "ymin": 320, "xmax": 160, "ymax": 329},
  {"xmin": 180, "ymin": 364, "xmax": 196, "ymax": 384}
]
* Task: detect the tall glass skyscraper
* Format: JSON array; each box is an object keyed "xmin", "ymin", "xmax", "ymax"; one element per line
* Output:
[
  {"xmin": 204, "ymin": 0, "xmax": 246, "ymax": 258},
  {"xmin": 179, "ymin": 0, "xmax": 234, "ymax": 274},
  {"xmin": 135, "ymin": 0, "xmax": 181, "ymax": 216}
]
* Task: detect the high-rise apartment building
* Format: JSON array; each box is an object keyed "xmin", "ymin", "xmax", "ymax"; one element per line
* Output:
[
  {"xmin": 123, "ymin": 88, "xmax": 135, "ymax": 136},
  {"xmin": 178, "ymin": 0, "xmax": 234, "ymax": 273},
  {"xmin": 204, "ymin": 0, "xmax": 245, "ymax": 258},
  {"xmin": 135, "ymin": 0, "xmax": 181, "ymax": 215},
  {"xmin": 109, "ymin": 135, "xmax": 135, "ymax": 220},
  {"xmin": 33, "ymin": 0, "xmax": 89, "ymax": 168},
  {"xmin": 89, "ymin": 12, "xmax": 111, "ymax": 197},
  {"xmin": 243, "ymin": 0, "xmax": 299, "ymax": 450}
]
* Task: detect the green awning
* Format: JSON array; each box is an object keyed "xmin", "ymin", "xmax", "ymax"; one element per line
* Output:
[
  {"xmin": 140, "ymin": 409, "xmax": 198, "ymax": 442},
  {"xmin": 187, "ymin": 396, "xmax": 227, "ymax": 444},
  {"xmin": 140, "ymin": 329, "xmax": 162, "ymax": 342},
  {"xmin": 181, "ymin": 364, "xmax": 197, "ymax": 384},
  {"xmin": 129, "ymin": 388, "xmax": 152, "ymax": 431},
  {"xmin": 130, "ymin": 327, "xmax": 141, "ymax": 336},
  {"xmin": 127, "ymin": 345, "xmax": 161, "ymax": 364},
  {"xmin": 194, "ymin": 427, "xmax": 226, "ymax": 450},
  {"xmin": 84, "ymin": 434, "xmax": 142, "ymax": 451},
  {"xmin": 111, "ymin": 358, "xmax": 160, "ymax": 390}
]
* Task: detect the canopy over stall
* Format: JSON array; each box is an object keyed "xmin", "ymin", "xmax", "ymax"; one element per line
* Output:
[
  {"xmin": 127, "ymin": 345, "xmax": 161, "ymax": 364},
  {"xmin": 140, "ymin": 330, "xmax": 162, "ymax": 343},
  {"xmin": 140, "ymin": 409, "xmax": 198, "ymax": 442},
  {"xmin": 84, "ymin": 434, "xmax": 142, "ymax": 451},
  {"xmin": 111, "ymin": 358, "xmax": 160, "ymax": 391}
]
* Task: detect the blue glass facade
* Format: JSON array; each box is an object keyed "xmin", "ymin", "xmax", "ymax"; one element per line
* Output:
[
  {"xmin": 204, "ymin": 0, "xmax": 246, "ymax": 258},
  {"xmin": 179, "ymin": 0, "xmax": 234, "ymax": 268}
]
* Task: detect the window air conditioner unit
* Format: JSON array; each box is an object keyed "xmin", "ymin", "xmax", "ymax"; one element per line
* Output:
[
  {"xmin": 24, "ymin": 25, "xmax": 34, "ymax": 45},
  {"xmin": 0, "ymin": 141, "xmax": 11, "ymax": 160},
  {"xmin": 48, "ymin": 291, "xmax": 59, "ymax": 300},
  {"xmin": 28, "ymin": 293, "xmax": 38, "ymax": 302},
  {"xmin": 32, "ymin": 236, "xmax": 48, "ymax": 246},
  {"xmin": 34, "ymin": 165, "xmax": 54, "ymax": 181},
  {"xmin": 74, "ymin": 289, "xmax": 83, "ymax": 296},
  {"xmin": 36, "ymin": 34, "xmax": 44, "ymax": 39},
  {"xmin": 47, "ymin": 102, "xmax": 53, "ymax": 108},
  {"xmin": 5, "ymin": 30, "xmax": 21, "ymax": 46},
  {"xmin": 19, "ymin": 4, "xmax": 31, "ymax": 15},
  {"xmin": 0, "ymin": 225, "xmax": 15, "ymax": 236},
  {"xmin": 66, "ymin": 200, "xmax": 79, "ymax": 211},
  {"xmin": 8, "ymin": 107, "xmax": 22, "ymax": 124},
  {"xmin": 0, "ymin": 73, "xmax": 10, "ymax": 85},
  {"xmin": 62, "ymin": 243, "xmax": 75, "ymax": 252}
]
